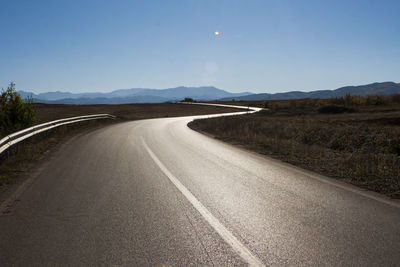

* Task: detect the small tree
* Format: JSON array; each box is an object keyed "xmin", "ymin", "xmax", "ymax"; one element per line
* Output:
[
  {"xmin": 344, "ymin": 92, "xmax": 352, "ymax": 107},
  {"xmin": 183, "ymin": 97, "xmax": 194, "ymax": 102},
  {"xmin": 0, "ymin": 82, "xmax": 36, "ymax": 135}
]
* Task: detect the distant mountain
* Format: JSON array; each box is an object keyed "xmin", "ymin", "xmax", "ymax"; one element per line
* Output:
[
  {"xmin": 36, "ymin": 95, "xmax": 171, "ymax": 104},
  {"xmin": 20, "ymin": 82, "xmax": 400, "ymax": 104},
  {"xmin": 220, "ymin": 82, "xmax": 400, "ymax": 101},
  {"xmin": 18, "ymin": 88, "xmax": 152, "ymax": 101},
  {"xmin": 19, "ymin": 86, "xmax": 252, "ymax": 104}
]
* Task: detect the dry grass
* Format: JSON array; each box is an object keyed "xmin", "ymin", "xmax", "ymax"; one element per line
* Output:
[{"xmin": 189, "ymin": 103, "xmax": 400, "ymax": 198}]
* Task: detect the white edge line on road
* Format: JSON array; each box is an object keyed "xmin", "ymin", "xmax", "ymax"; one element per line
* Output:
[{"xmin": 142, "ymin": 140, "xmax": 265, "ymax": 267}]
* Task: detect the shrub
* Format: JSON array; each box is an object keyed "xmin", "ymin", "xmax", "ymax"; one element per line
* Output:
[
  {"xmin": 183, "ymin": 97, "xmax": 195, "ymax": 102},
  {"xmin": 0, "ymin": 82, "xmax": 36, "ymax": 136}
]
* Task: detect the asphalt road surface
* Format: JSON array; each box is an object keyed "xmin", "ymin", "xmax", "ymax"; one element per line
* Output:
[{"xmin": 1, "ymin": 109, "xmax": 400, "ymax": 266}]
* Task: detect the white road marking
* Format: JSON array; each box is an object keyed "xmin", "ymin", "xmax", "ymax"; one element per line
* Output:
[{"xmin": 143, "ymin": 140, "xmax": 265, "ymax": 267}]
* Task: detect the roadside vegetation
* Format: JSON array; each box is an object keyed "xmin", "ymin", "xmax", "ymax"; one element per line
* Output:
[
  {"xmin": 182, "ymin": 97, "xmax": 195, "ymax": 102},
  {"xmin": 190, "ymin": 94, "xmax": 400, "ymax": 198},
  {"xmin": 0, "ymin": 82, "xmax": 36, "ymax": 136}
]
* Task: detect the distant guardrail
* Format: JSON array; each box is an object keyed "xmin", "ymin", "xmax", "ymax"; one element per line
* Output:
[
  {"xmin": 0, "ymin": 114, "xmax": 116, "ymax": 155},
  {"xmin": 177, "ymin": 101, "xmax": 263, "ymax": 112}
]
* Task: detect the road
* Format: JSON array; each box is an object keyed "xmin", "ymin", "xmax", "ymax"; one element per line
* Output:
[{"xmin": 1, "ymin": 109, "xmax": 400, "ymax": 266}]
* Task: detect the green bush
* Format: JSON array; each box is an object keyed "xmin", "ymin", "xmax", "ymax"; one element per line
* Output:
[
  {"xmin": 0, "ymin": 82, "xmax": 36, "ymax": 136},
  {"xmin": 183, "ymin": 97, "xmax": 195, "ymax": 102}
]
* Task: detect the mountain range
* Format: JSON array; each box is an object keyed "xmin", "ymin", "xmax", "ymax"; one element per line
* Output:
[
  {"xmin": 221, "ymin": 82, "xmax": 400, "ymax": 101},
  {"xmin": 18, "ymin": 82, "xmax": 400, "ymax": 104},
  {"xmin": 18, "ymin": 86, "xmax": 251, "ymax": 104}
]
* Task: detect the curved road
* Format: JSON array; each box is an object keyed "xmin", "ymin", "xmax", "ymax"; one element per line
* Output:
[{"xmin": 1, "ymin": 110, "xmax": 400, "ymax": 266}]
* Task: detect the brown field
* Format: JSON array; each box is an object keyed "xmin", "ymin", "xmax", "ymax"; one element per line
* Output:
[
  {"xmin": 190, "ymin": 95, "xmax": 400, "ymax": 198},
  {"xmin": 33, "ymin": 103, "xmax": 240, "ymax": 124}
]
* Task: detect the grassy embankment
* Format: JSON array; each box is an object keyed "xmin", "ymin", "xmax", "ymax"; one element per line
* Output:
[
  {"xmin": 0, "ymin": 103, "xmax": 239, "ymax": 188},
  {"xmin": 190, "ymin": 94, "xmax": 400, "ymax": 198}
]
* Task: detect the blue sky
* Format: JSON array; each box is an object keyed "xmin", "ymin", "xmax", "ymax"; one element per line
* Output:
[{"xmin": 1, "ymin": 0, "xmax": 399, "ymax": 94}]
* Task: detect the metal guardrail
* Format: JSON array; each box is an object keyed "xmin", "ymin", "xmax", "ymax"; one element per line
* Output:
[
  {"xmin": 177, "ymin": 101, "xmax": 263, "ymax": 112},
  {"xmin": 0, "ymin": 114, "xmax": 116, "ymax": 155}
]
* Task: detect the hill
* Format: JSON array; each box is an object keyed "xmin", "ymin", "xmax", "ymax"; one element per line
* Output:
[{"xmin": 220, "ymin": 82, "xmax": 400, "ymax": 101}]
